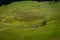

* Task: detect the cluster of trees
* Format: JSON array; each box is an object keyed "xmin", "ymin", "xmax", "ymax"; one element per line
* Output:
[
  {"xmin": 0, "ymin": 0, "xmax": 21, "ymax": 6},
  {"xmin": 0, "ymin": 0, "xmax": 60, "ymax": 6}
]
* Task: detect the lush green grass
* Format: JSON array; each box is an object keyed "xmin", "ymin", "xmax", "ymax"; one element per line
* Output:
[{"xmin": 0, "ymin": 1, "xmax": 60, "ymax": 40}]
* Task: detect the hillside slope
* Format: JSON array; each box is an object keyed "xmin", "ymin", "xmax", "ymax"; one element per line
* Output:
[{"xmin": 0, "ymin": 1, "xmax": 60, "ymax": 40}]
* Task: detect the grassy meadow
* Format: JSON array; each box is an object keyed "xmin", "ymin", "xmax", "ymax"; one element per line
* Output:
[{"xmin": 0, "ymin": 1, "xmax": 60, "ymax": 40}]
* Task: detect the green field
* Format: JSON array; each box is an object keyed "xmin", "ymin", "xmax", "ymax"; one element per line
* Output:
[{"xmin": 0, "ymin": 1, "xmax": 60, "ymax": 40}]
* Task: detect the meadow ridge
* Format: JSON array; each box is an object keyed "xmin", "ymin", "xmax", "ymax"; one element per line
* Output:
[{"xmin": 0, "ymin": 1, "xmax": 60, "ymax": 40}]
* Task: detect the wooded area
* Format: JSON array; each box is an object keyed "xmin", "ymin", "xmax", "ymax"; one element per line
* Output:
[{"xmin": 0, "ymin": 0, "xmax": 60, "ymax": 6}]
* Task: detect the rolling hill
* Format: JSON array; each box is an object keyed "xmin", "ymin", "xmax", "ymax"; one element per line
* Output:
[{"xmin": 0, "ymin": 1, "xmax": 60, "ymax": 40}]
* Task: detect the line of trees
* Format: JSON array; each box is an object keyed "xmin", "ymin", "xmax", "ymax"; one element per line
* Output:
[
  {"xmin": 0, "ymin": 0, "xmax": 60, "ymax": 6},
  {"xmin": 37, "ymin": 0, "xmax": 59, "ymax": 2}
]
